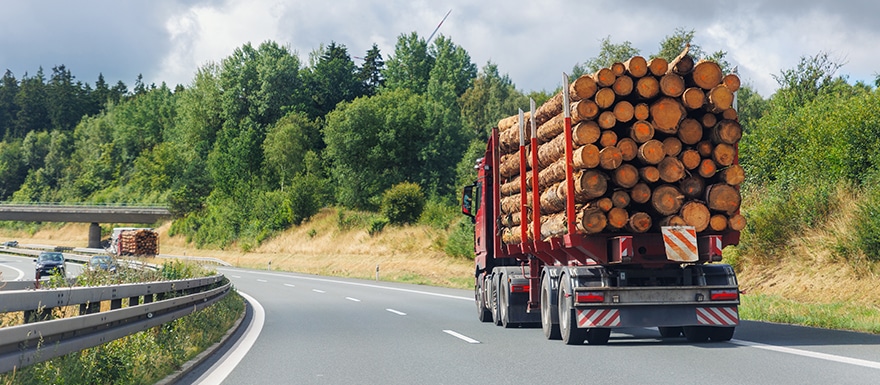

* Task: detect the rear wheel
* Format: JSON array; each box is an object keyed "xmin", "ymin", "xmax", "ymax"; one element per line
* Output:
[
  {"xmin": 491, "ymin": 276, "xmax": 502, "ymax": 326},
  {"xmin": 475, "ymin": 280, "xmax": 492, "ymax": 323},
  {"xmin": 586, "ymin": 328, "xmax": 611, "ymax": 345},
  {"xmin": 658, "ymin": 326, "xmax": 683, "ymax": 338},
  {"xmin": 500, "ymin": 279, "xmax": 515, "ymax": 328},
  {"xmin": 708, "ymin": 327, "xmax": 735, "ymax": 342},
  {"xmin": 558, "ymin": 275, "xmax": 587, "ymax": 345},
  {"xmin": 541, "ymin": 275, "xmax": 561, "ymax": 340},
  {"xmin": 683, "ymin": 326, "xmax": 710, "ymax": 342}
]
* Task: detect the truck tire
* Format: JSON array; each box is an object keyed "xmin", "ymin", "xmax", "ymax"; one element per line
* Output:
[
  {"xmin": 708, "ymin": 327, "xmax": 735, "ymax": 342},
  {"xmin": 475, "ymin": 281, "xmax": 492, "ymax": 323},
  {"xmin": 558, "ymin": 275, "xmax": 587, "ymax": 345},
  {"xmin": 658, "ymin": 326, "xmax": 683, "ymax": 338},
  {"xmin": 586, "ymin": 328, "xmax": 611, "ymax": 345},
  {"xmin": 500, "ymin": 279, "xmax": 515, "ymax": 328},
  {"xmin": 540, "ymin": 275, "xmax": 561, "ymax": 340},
  {"xmin": 491, "ymin": 275, "xmax": 502, "ymax": 326},
  {"xmin": 683, "ymin": 326, "xmax": 710, "ymax": 342}
]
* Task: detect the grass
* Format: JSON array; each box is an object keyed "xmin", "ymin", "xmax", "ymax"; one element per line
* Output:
[{"xmin": 741, "ymin": 293, "xmax": 880, "ymax": 334}]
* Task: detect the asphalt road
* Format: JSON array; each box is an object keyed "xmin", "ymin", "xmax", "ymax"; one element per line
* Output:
[
  {"xmin": 181, "ymin": 267, "xmax": 880, "ymax": 385},
  {"xmin": 0, "ymin": 252, "xmax": 83, "ymax": 282}
]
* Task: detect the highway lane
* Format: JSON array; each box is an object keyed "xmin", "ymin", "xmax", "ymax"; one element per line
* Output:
[
  {"xmin": 0, "ymin": 252, "xmax": 84, "ymax": 282},
  {"xmin": 186, "ymin": 267, "xmax": 880, "ymax": 385}
]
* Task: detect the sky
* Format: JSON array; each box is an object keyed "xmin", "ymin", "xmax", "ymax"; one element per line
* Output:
[{"xmin": 1, "ymin": 0, "xmax": 878, "ymax": 98}]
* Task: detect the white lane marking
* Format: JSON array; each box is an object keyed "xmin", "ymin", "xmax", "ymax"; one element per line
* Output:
[
  {"xmin": 229, "ymin": 275, "xmax": 241, "ymax": 279},
  {"xmin": 345, "ymin": 297, "xmax": 361, "ymax": 302},
  {"xmin": 732, "ymin": 339, "xmax": 880, "ymax": 370},
  {"xmin": 1, "ymin": 263, "xmax": 26, "ymax": 281},
  {"xmin": 195, "ymin": 291, "xmax": 265, "ymax": 385},
  {"xmin": 217, "ymin": 268, "xmax": 471, "ymax": 301},
  {"xmin": 284, "ymin": 284, "xmax": 296, "ymax": 288},
  {"xmin": 312, "ymin": 289, "xmax": 326, "ymax": 293},
  {"xmin": 443, "ymin": 330, "xmax": 481, "ymax": 344},
  {"xmin": 386, "ymin": 309, "xmax": 407, "ymax": 316},
  {"xmin": 256, "ymin": 279, "xmax": 268, "ymax": 283}
]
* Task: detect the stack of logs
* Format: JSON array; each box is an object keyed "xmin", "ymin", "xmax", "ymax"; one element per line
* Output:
[
  {"xmin": 119, "ymin": 229, "xmax": 159, "ymax": 256},
  {"xmin": 498, "ymin": 48, "xmax": 746, "ymax": 244}
]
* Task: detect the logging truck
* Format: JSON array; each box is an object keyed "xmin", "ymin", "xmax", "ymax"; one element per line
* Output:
[
  {"xmin": 461, "ymin": 53, "xmax": 743, "ymax": 345},
  {"xmin": 109, "ymin": 227, "xmax": 159, "ymax": 257}
]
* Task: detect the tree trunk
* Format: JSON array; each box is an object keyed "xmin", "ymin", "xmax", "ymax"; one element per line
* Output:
[
  {"xmin": 501, "ymin": 193, "xmax": 524, "ymax": 215},
  {"xmin": 571, "ymin": 74, "xmax": 599, "ymax": 100},
  {"xmin": 660, "ymin": 73, "xmax": 686, "ymax": 97},
  {"xmin": 606, "ymin": 207, "xmax": 630, "ymax": 230},
  {"xmin": 573, "ymin": 144, "xmax": 601, "ymax": 170},
  {"xmin": 662, "ymin": 137, "xmax": 682, "ymax": 157},
  {"xmin": 637, "ymin": 139, "xmax": 665, "ymax": 165},
  {"xmin": 578, "ymin": 207, "xmax": 608, "ymax": 234},
  {"xmin": 636, "ymin": 76, "xmax": 660, "ymax": 99},
  {"xmin": 629, "ymin": 120, "xmax": 655, "ymax": 143},
  {"xmin": 571, "ymin": 99, "xmax": 600, "ymax": 122},
  {"xmin": 617, "ymin": 138, "xmax": 639, "ymax": 161},
  {"xmin": 667, "ymin": 45, "xmax": 694, "ymax": 75},
  {"xmin": 631, "ymin": 182, "xmax": 652, "ymax": 204},
  {"xmin": 679, "ymin": 149, "xmax": 701, "ymax": 170},
  {"xmin": 690, "ymin": 60, "xmax": 723, "ymax": 90},
  {"xmin": 658, "ymin": 156, "xmax": 686, "ymax": 183},
  {"xmin": 681, "ymin": 87, "xmax": 705, "ymax": 110},
  {"xmin": 707, "ymin": 85, "xmax": 734, "ymax": 112},
  {"xmin": 593, "ymin": 68, "xmax": 616, "ymax": 87},
  {"xmin": 634, "ymin": 102, "xmax": 650, "ymax": 121},
  {"xmin": 706, "ymin": 183, "xmax": 741, "ymax": 214},
  {"xmin": 627, "ymin": 212, "xmax": 653, "ymax": 233},
  {"xmin": 613, "ymin": 75, "xmax": 634, "ymax": 96},
  {"xmin": 647, "ymin": 57, "xmax": 669, "ymax": 77},
  {"xmin": 650, "ymin": 97, "xmax": 685, "ymax": 134},
  {"xmin": 722, "ymin": 73, "xmax": 741, "ymax": 92},
  {"xmin": 697, "ymin": 158, "xmax": 717, "ymax": 178},
  {"xmin": 613, "ymin": 100, "xmax": 634, "ymax": 123},
  {"xmin": 538, "ymin": 159, "xmax": 567, "ymax": 189},
  {"xmin": 728, "ymin": 213, "xmax": 746, "ymax": 231},
  {"xmin": 677, "ymin": 118, "xmax": 703, "ymax": 145},
  {"xmin": 575, "ymin": 169, "xmax": 609, "ymax": 200},
  {"xmin": 537, "ymin": 113, "xmax": 565, "ymax": 143},
  {"xmin": 599, "ymin": 128, "xmax": 619, "ymax": 147},
  {"xmin": 680, "ymin": 201, "xmax": 710, "ymax": 232},
  {"xmin": 500, "ymin": 151, "xmax": 527, "ymax": 178},
  {"xmin": 640, "ymin": 166, "xmax": 660, "ymax": 183},
  {"xmin": 679, "ymin": 176, "xmax": 705, "ymax": 198},
  {"xmin": 595, "ymin": 87, "xmax": 616, "ymax": 109},
  {"xmin": 718, "ymin": 164, "xmax": 745, "ymax": 186},
  {"xmin": 586, "ymin": 197, "xmax": 614, "ymax": 212},
  {"xmin": 612, "ymin": 163, "xmax": 639, "ymax": 188},
  {"xmin": 598, "ymin": 111, "xmax": 618, "ymax": 130},
  {"xmin": 709, "ymin": 214, "xmax": 728, "ymax": 232},
  {"xmin": 625, "ymin": 56, "xmax": 648, "ymax": 78},
  {"xmin": 611, "ymin": 190, "xmax": 631, "ymax": 208},
  {"xmin": 651, "ymin": 184, "xmax": 685, "ymax": 216},
  {"xmin": 599, "ymin": 146, "xmax": 623, "ymax": 170},
  {"xmin": 712, "ymin": 143, "xmax": 737, "ymax": 167},
  {"xmin": 540, "ymin": 182, "xmax": 567, "ymax": 214},
  {"xmin": 573, "ymin": 120, "xmax": 601, "ymax": 145},
  {"xmin": 711, "ymin": 119, "xmax": 743, "ymax": 145}
]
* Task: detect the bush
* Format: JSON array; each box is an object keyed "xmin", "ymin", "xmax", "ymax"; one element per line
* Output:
[
  {"xmin": 850, "ymin": 178, "xmax": 880, "ymax": 262},
  {"xmin": 381, "ymin": 182, "xmax": 426, "ymax": 225},
  {"xmin": 419, "ymin": 198, "xmax": 459, "ymax": 230},
  {"xmin": 445, "ymin": 217, "xmax": 475, "ymax": 259},
  {"xmin": 368, "ymin": 217, "xmax": 390, "ymax": 236}
]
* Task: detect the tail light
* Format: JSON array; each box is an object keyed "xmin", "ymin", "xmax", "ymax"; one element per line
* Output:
[
  {"xmin": 576, "ymin": 291, "xmax": 605, "ymax": 303},
  {"xmin": 710, "ymin": 289, "xmax": 739, "ymax": 301},
  {"xmin": 511, "ymin": 284, "xmax": 530, "ymax": 293}
]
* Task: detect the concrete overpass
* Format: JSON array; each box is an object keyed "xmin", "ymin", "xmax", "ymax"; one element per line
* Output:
[{"xmin": 0, "ymin": 204, "xmax": 172, "ymax": 248}]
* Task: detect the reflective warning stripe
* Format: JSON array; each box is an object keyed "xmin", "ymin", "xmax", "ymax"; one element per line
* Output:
[
  {"xmin": 662, "ymin": 226, "xmax": 698, "ymax": 262},
  {"xmin": 697, "ymin": 307, "xmax": 739, "ymax": 326},
  {"xmin": 576, "ymin": 309, "xmax": 620, "ymax": 328}
]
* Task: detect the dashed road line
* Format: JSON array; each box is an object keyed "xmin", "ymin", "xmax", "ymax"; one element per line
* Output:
[
  {"xmin": 443, "ymin": 330, "xmax": 480, "ymax": 344},
  {"xmin": 312, "ymin": 289, "xmax": 326, "ymax": 293},
  {"xmin": 284, "ymin": 283, "xmax": 295, "ymax": 288},
  {"xmin": 256, "ymin": 279, "xmax": 268, "ymax": 283},
  {"xmin": 345, "ymin": 297, "xmax": 361, "ymax": 302},
  {"xmin": 386, "ymin": 309, "xmax": 406, "ymax": 316}
]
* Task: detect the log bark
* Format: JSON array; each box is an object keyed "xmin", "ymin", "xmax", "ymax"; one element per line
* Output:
[
  {"xmin": 599, "ymin": 146, "xmax": 623, "ymax": 170},
  {"xmin": 637, "ymin": 139, "xmax": 665, "ymax": 165},
  {"xmin": 538, "ymin": 159, "xmax": 567, "ymax": 189},
  {"xmin": 650, "ymin": 97, "xmax": 685, "ymax": 134},
  {"xmin": 658, "ymin": 156, "xmax": 686, "ymax": 183},
  {"xmin": 711, "ymin": 119, "xmax": 743, "ymax": 145},
  {"xmin": 534, "ymin": 134, "xmax": 565, "ymax": 169},
  {"xmin": 537, "ymin": 113, "xmax": 565, "ymax": 143},
  {"xmin": 573, "ymin": 121, "xmax": 602, "ymax": 146},
  {"xmin": 501, "ymin": 176, "xmax": 522, "ymax": 196},
  {"xmin": 631, "ymin": 182, "xmax": 652, "ymax": 204},
  {"xmin": 501, "ymin": 193, "xmax": 524, "ymax": 215},
  {"xmin": 540, "ymin": 182, "xmax": 567, "ymax": 214},
  {"xmin": 613, "ymin": 100, "xmax": 634, "ymax": 123},
  {"xmin": 717, "ymin": 164, "xmax": 745, "ymax": 186},
  {"xmin": 611, "ymin": 190, "xmax": 631, "ymax": 208},
  {"xmin": 629, "ymin": 120, "xmax": 655, "ymax": 143},
  {"xmin": 627, "ymin": 212, "xmax": 653, "ymax": 233},
  {"xmin": 663, "ymin": 137, "xmax": 682, "ymax": 157},
  {"xmin": 640, "ymin": 166, "xmax": 661, "ymax": 183},
  {"xmin": 598, "ymin": 111, "xmax": 618, "ymax": 130},
  {"xmin": 712, "ymin": 143, "xmax": 737, "ymax": 167},
  {"xmin": 607, "ymin": 207, "xmax": 630, "ymax": 230},
  {"xmin": 593, "ymin": 68, "xmax": 616, "ymax": 87},
  {"xmin": 706, "ymin": 183, "xmax": 741, "ymax": 214},
  {"xmin": 679, "ymin": 149, "xmax": 701, "ymax": 170},
  {"xmin": 617, "ymin": 138, "xmax": 638, "ymax": 161},
  {"xmin": 660, "ymin": 73, "xmax": 686, "ymax": 97},
  {"xmin": 625, "ymin": 56, "xmax": 648, "ymax": 78},
  {"xmin": 722, "ymin": 73, "xmax": 741, "ymax": 93},
  {"xmin": 571, "ymin": 75, "xmax": 599, "ymax": 100},
  {"xmin": 680, "ymin": 201, "xmax": 710, "ymax": 232},
  {"xmin": 500, "ymin": 151, "xmax": 527, "ymax": 178},
  {"xmin": 667, "ymin": 45, "xmax": 694, "ymax": 75},
  {"xmin": 612, "ymin": 163, "xmax": 639, "ymax": 188},
  {"xmin": 634, "ymin": 103, "xmax": 650, "ymax": 121},
  {"xmin": 681, "ymin": 87, "xmax": 706, "ymax": 110},
  {"xmin": 613, "ymin": 75, "xmax": 634, "ymax": 96},
  {"xmin": 636, "ymin": 76, "xmax": 660, "ymax": 99},
  {"xmin": 571, "ymin": 100, "xmax": 600, "ymax": 122},
  {"xmin": 707, "ymin": 85, "xmax": 734, "ymax": 112},
  {"xmin": 595, "ymin": 88, "xmax": 616, "ymax": 109},
  {"xmin": 647, "ymin": 57, "xmax": 669, "ymax": 77},
  {"xmin": 540, "ymin": 212, "xmax": 567, "ymax": 240},
  {"xmin": 691, "ymin": 60, "xmax": 723, "ymax": 90},
  {"xmin": 652, "ymin": 184, "xmax": 685, "ymax": 216}
]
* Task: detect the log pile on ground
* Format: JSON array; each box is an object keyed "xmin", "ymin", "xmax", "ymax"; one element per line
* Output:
[
  {"xmin": 118, "ymin": 229, "xmax": 159, "ymax": 256},
  {"xmin": 498, "ymin": 48, "xmax": 745, "ymax": 244}
]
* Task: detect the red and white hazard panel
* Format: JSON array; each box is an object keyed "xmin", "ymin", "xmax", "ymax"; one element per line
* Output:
[
  {"xmin": 662, "ymin": 226, "xmax": 698, "ymax": 262},
  {"xmin": 697, "ymin": 307, "xmax": 739, "ymax": 326},
  {"xmin": 576, "ymin": 309, "xmax": 621, "ymax": 328}
]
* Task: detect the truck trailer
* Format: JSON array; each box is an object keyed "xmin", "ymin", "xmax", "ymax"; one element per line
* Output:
[{"xmin": 461, "ymin": 61, "xmax": 742, "ymax": 345}]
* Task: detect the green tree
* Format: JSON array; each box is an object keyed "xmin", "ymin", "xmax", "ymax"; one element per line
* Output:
[
  {"xmin": 358, "ymin": 43, "xmax": 385, "ymax": 96},
  {"xmin": 576, "ymin": 35, "xmax": 641, "ymax": 75},
  {"xmin": 173, "ymin": 64, "xmax": 223, "ymax": 159},
  {"xmin": 771, "ymin": 52, "xmax": 845, "ymax": 108},
  {"xmin": 13, "ymin": 68, "xmax": 51, "ymax": 138},
  {"xmin": 47, "ymin": 65, "xmax": 85, "ymax": 132},
  {"xmin": 0, "ymin": 140, "xmax": 26, "ymax": 199},
  {"xmin": 303, "ymin": 42, "xmax": 362, "ymax": 119},
  {"xmin": 383, "ymin": 32, "xmax": 435, "ymax": 94},
  {"xmin": 654, "ymin": 28, "xmax": 730, "ymax": 73},
  {"xmin": 459, "ymin": 62, "xmax": 528, "ymax": 138},
  {"xmin": 0, "ymin": 70, "xmax": 20, "ymax": 140},
  {"xmin": 263, "ymin": 111, "xmax": 318, "ymax": 190}
]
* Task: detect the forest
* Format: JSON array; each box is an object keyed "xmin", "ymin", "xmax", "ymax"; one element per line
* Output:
[{"xmin": 2, "ymin": 28, "xmax": 880, "ymax": 264}]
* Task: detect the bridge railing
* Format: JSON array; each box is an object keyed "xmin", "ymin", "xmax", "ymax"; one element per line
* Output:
[{"xmin": 0, "ymin": 274, "xmax": 231, "ymax": 373}]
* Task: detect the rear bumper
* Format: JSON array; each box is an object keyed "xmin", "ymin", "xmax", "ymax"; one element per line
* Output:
[{"xmin": 575, "ymin": 304, "xmax": 739, "ymax": 328}]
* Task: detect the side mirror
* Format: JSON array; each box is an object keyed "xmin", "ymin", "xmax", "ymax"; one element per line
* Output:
[{"xmin": 461, "ymin": 185, "xmax": 475, "ymax": 217}]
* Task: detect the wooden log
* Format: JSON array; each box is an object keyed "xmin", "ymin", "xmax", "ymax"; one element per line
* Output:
[
  {"xmin": 667, "ymin": 46, "xmax": 694, "ymax": 75},
  {"xmin": 707, "ymin": 85, "xmax": 734, "ymax": 112},
  {"xmin": 637, "ymin": 139, "xmax": 665, "ymax": 165},
  {"xmin": 627, "ymin": 212, "xmax": 653, "ymax": 233},
  {"xmin": 709, "ymin": 214, "xmax": 728, "ymax": 232},
  {"xmin": 635, "ymin": 76, "xmax": 660, "ymax": 99},
  {"xmin": 611, "ymin": 190, "xmax": 631, "ymax": 208},
  {"xmin": 660, "ymin": 73, "xmax": 686, "ymax": 97},
  {"xmin": 679, "ymin": 149, "xmax": 701, "ymax": 170},
  {"xmin": 647, "ymin": 57, "xmax": 669, "ymax": 76},
  {"xmin": 598, "ymin": 111, "xmax": 618, "ymax": 130},
  {"xmin": 617, "ymin": 138, "xmax": 638, "ymax": 161},
  {"xmin": 611, "ymin": 62, "xmax": 626, "ymax": 76},
  {"xmin": 500, "ymin": 212, "xmax": 521, "ymax": 227},
  {"xmin": 650, "ymin": 97, "xmax": 685, "ymax": 134},
  {"xmin": 631, "ymin": 182, "xmax": 652, "ymax": 204},
  {"xmin": 599, "ymin": 146, "xmax": 623, "ymax": 170},
  {"xmin": 599, "ymin": 129, "xmax": 619, "ymax": 147},
  {"xmin": 625, "ymin": 56, "xmax": 648, "ymax": 78},
  {"xmin": 711, "ymin": 119, "xmax": 743, "ymax": 145},
  {"xmin": 612, "ymin": 163, "xmax": 639, "ymax": 188},
  {"xmin": 571, "ymin": 75, "xmax": 599, "ymax": 100},
  {"xmin": 538, "ymin": 159, "xmax": 567, "ymax": 189},
  {"xmin": 680, "ymin": 201, "xmax": 710, "ymax": 232},
  {"xmin": 652, "ymin": 184, "xmax": 685, "ymax": 216},
  {"xmin": 572, "ymin": 100, "xmax": 600, "ymax": 122},
  {"xmin": 696, "ymin": 140, "xmax": 714, "ymax": 158},
  {"xmin": 629, "ymin": 120, "xmax": 655, "ymax": 143},
  {"xmin": 587, "ymin": 197, "xmax": 615, "ymax": 212},
  {"xmin": 633, "ymin": 103, "xmax": 650, "ymax": 121},
  {"xmin": 578, "ymin": 207, "xmax": 608, "ymax": 234},
  {"xmin": 540, "ymin": 212, "xmax": 567, "ymax": 240},
  {"xmin": 593, "ymin": 68, "xmax": 616, "ymax": 88},
  {"xmin": 728, "ymin": 213, "xmax": 746, "ymax": 231},
  {"xmin": 677, "ymin": 118, "xmax": 703, "ymax": 145},
  {"xmin": 540, "ymin": 182, "xmax": 567, "ymax": 214},
  {"xmin": 706, "ymin": 183, "xmax": 741, "ymax": 214},
  {"xmin": 721, "ymin": 108, "xmax": 738, "ymax": 121},
  {"xmin": 679, "ymin": 176, "xmax": 705, "ymax": 198},
  {"xmin": 717, "ymin": 164, "xmax": 745, "ymax": 186},
  {"xmin": 606, "ymin": 207, "xmax": 630, "ymax": 230},
  {"xmin": 573, "ymin": 144, "xmax": 601, "ymax": 170},
  {"xmin": 501, "ymin": 193, "xmax": 523, "ymax": 215},
  {"xmin": 640, "ymin": 166, "xmax": 660, "ymax": 183},
  {"xmin": 662, "ymin": 137, "xmax": 682, "ymax": 157},
  {"xmin": 595, "ymin": 88, "xmax": 616, "ymax": 109},
  {"xmin": 500, "ymin": 151, "xmax": 527, "ymax": 178},
  {"xmin": 537, "ymin": 113, "xmax": 565, "ymax": 143},
  {"xmin": 691, "ymin": 60, "xmax": 723, "ymax": 90},
  {"xmin": 534, "ymin": 93, "xmax": 564, "ymax": 126},
  {"xmin": 535, "ymin": 134, "xmax": 565, "ymax": 169},
  {"xmin": 722, "ymin": 73, "xmax": 741, "ymax": 93},
  {"xmin": 613, "ymin": 100, "xmax": 634, "ymax": 123},
  {"xmin": 501, "ymin": 177, "xmax": 522, "ymax": 196},
  {"xmin": 613, "ymin": 75, "xmax": 634, "ymax": 96},
  {"xmin": 701, "ymin": 112, "xmax": 718, "ymax": 128},
  {"xmin": 658, "ymin": 156, "xmax": 686, "ymax": 183},
  {"xmin": 573, "ymin": 121, "xmax": 602, "ymax": 145},
  {"xmin": 698, "ymin": 158, "xmax": 718, "ymax": 178},
  {"xmin": 499, "ymin": 126, "xmax": 522, "ymax": 154},
  {"xmin": 681, "ymin": 87, "xmax": 705, "ymax": 110},
  {"xmin": 497, "ymin": 114, "xmax": 522, "ymax": 132},
  {"xmin": 575, "ymin": 169, "xmax": 609, "ymax": 200},
  {"xmin": 712, "ymin": 143, "xmax": 737, "ymax": 167},
  {"xmin": 659, "ymin": 215, "xmax": 687, "ymax": 227}
]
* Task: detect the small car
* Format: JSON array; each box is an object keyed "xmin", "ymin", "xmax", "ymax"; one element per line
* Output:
[
  {"xmin": 35, "ymin": 251, "xmax": 66, "ymax": 278},
  {"xmin": 88, "ymin": 255, "xmax": 117, "ymax": 273},
  {"xmin": 2, "ymin": 240, "xmax": 18, "ymax": 248}
]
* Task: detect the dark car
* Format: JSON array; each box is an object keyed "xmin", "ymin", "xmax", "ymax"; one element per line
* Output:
[
  {"xmin": 35, "ymin": 252, "xmax": 66, "ymax": 278},
  {"xmin": 2, "ymin": 240, "xmax": 17, "ymax": 247},
  {"xmin": 88, "ymin": 255, "xmax": 117, "ymax": 273}
]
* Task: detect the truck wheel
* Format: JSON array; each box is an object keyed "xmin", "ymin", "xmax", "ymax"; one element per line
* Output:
[
  {"xmin": 708, "ymin": 327, "xmax": 735, "ymax": 342},
  {"xmin": 491, "ymin": 276, "xmax": 502, "ymax": 326},
  {"xmin": 541, "ymin": 276, "xmax": 561, "ymax": 340},
  {"xmin": 683, "ymin": 326, "xmax": 710, "ymax": 342},
  {"xmin": 586, "ymin": 328, "xmax": 611, "ymax": 345},
  {"xmin": 500, "ymin": 279, "xmax": 515, "ymax": 328},
  {"xmin": 475, "ymin": 283, "xmax": 492, "ymax": 323},
  {"xmin": 658, "ymin": 326, "xmax": 683, "ymax": 338},
  {"xmin": 558, "ymin": 275, "xmax": 587, "ymax": 345}
]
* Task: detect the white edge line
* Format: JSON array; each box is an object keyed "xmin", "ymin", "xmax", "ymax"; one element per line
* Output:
[
  {"xmin": 195, "ymin": 291, "xmax": 265, "ymax": 385},
  {"xmin": 443, "ymin": 330, "xmax": 480, "ymax": 344},
  {"xmin": 732, "ymin": 339, "xmax": 880, "ymax": 370},
  {"xmin": 0, "ymin": 254, "xmax": 32, "ymax": 280},
  {"xmin": 218, "ymin": 268, "xmax": 471, "ymax": 301},
  {"xmin": 386, "ymin": 309, "xmax": 406, "ymax": 316},
  {"xmin": 345, "ymin": 297, "xmax": 361, "ymax": 302}
]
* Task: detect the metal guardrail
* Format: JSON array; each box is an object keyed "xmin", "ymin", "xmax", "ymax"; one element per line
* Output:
[{"xmin": 0, "ymin": 274, "xmax": 230, "ymax": 373}]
